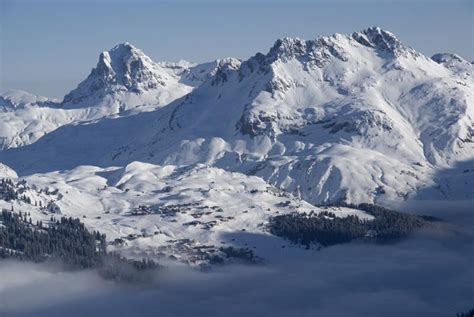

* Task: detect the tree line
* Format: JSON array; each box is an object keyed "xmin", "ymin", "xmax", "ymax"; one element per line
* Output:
[
  {"xmin": 269, "ymin": 203, "xmax": 436, "ymax": 248},
  {"xmin": 0, "ymin": 209, "xmax": 160, "ymax": 282},
  {"xmin": 0, "ymin": 178, "xmax": 31, "ymax": 203}
]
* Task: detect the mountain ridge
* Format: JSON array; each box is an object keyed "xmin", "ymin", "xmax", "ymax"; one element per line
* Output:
[
  {"xmin": 0, "ymin": 27, "xmax": 472, "ymax": 267},
  {"xmin": 0, "ymin": 27, "xmax": 472, "ymax": 206}
]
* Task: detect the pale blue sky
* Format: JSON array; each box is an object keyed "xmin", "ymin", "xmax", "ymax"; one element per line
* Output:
[{"xmin": 1, "ymin": 0, "xmax": 472, "ymax": 98}]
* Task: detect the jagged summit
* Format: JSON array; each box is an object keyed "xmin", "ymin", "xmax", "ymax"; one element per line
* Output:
[
  {"xmin": 432, "ymin": 52, "xmax": 472, "ymax": 70},
  {"xmin": 267, "ymin": 37, "xmax": 307, "ymax": 59},
  {"xmin": 61, "ymin": 28, "xmax": 412, "ymax": 108},
  {"xmin": 62, "ymin": 42, "xmax": 169, "ymax": 106},
  {"xmin": 431, "ymin": 53, "xmax": 473, "ymax": 78},
  {"xmin": 61, "ymin": 42, "xmax": 233, "ymax": 109},
  {"xmin": 352, "ymin": 26, "xmax": 403, "ymax": 53},
  {"xmin": 432, "ymin": 52, "xmax": 465, "ymax": 64},
  {"xmin": 94, "ymin": 42, "xmax": 162, "ymax": 90},
  {"xmin": 1, "ymin": 27, "xmax": 472, "ymax": 207},
  {"xmin": 247, "ymin": 27, "xmax": 412, "ymax": 71}
]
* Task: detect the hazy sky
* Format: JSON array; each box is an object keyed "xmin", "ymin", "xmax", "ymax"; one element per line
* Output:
[{"xmin": 1, "ymin": 0, "xmax": 473, "ymax": 98}]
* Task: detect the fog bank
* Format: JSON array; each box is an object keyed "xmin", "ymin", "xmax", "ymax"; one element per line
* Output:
[{"xmin": 1, "ymin": 201, "xmax": 472, "ymax": 317}]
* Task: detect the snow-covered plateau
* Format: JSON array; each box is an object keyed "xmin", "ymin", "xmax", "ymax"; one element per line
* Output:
[{"xmin": 0, "ymin": 27, "xmax": 472, "ymax": 265}]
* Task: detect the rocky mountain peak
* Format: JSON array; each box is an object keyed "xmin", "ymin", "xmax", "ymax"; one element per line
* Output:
[
  {"xmin": 248, "ymin": 27, "xmax": 409, "ymax": 73},
  {"xmin": 432, "ymin": 53, "xmax": 473, "ymax": 76},
  {"xmin": 352, "ymin": 27, "xmax": 403, "ymax": 53},
  {"xmin": 268, "ymin": 37, "xmax": 308, "ymax": 60},
  {"xmin": 62, "ymin": 42, "xmax": 167, "ymax": 106}
]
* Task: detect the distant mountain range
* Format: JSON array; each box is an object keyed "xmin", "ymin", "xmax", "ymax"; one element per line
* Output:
[{"xmin": 0, "ymin": 27, "xmax": 472, "ymax": 264}]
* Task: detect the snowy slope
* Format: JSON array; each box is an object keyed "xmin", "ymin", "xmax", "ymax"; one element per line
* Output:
[
  {"xmin": 0, "ymin": 163, "xmax": 17, "ymax": 178},
  {"xmin": 0, "ymin": 27, "xmax": 472, "ymax": 266},
  {"xmin": 1, "ymin": 28, "xmax": 472, "ymax": 202},
  {"xmin": 2, "ymin": 27, "xmax": 471, "ymax": 206},
  {"xmin": 61, "ymin": 42, "xmax": 215, "ymax": 112},
  {"xmin": 0, "ymin": 89, "xmax": 58, "ymax": 110},
  {"xmin": 0, "ymin": 44, "xmax": 225, "ymax": 150},
  {"xmin": 0, "ymin": 57, "xmax": 242, "ymax": 164},
  {"xmin": 136, "ymin": 27, "xmax": 473, "ymax": 204},
  {"xmin": 0, "ymin": 162, "xmax": 373, "ymax": 265}
]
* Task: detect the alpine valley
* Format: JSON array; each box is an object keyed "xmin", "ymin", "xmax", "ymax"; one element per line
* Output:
[{"xmin": 0, "ymin": 27, "xmax": 473, "ymax": 266}]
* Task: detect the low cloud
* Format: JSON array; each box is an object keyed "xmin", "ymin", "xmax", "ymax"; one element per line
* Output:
[{"xmin": 1, "ymin": 202, "xmax": 473, "ymax": 317}]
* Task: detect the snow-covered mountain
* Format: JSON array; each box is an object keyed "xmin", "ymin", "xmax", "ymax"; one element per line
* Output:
[
  {"xmin": 61, "ymin": 42, "xmax": 216, "ymax": 111},
  {"xmin": 156, "ymin": 27, "xmax": 473, "ymax": 203},
  {"xmin": 0, "ymin": 27, "xmax": 472, "ymax": 264},
  {"xmin": 0, "ymin": 162, "xmax": 377, "ymax": 264},
  {"xmin": 0, "ymin": 44, "xmax": 229, "ymax": 150},
  {"xmin": 432, "ymin": 52, "xmax": 473, "ymax": 78},
  {"xmin": 0, "ymin": 89, "xmax": 58, "ymax": 110},
  {"xmin": 2, "ymin": 27, "xmax": 471, "ymax": 204}
]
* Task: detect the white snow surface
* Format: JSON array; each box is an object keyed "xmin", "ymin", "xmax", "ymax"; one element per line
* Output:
[
  {"xmin": 0, "ymin": 163, "xmax": 17, "ymax": 179},
  {"xmin": 0, "ymin": 162, "xmax": 372, "ymax": 264},
  {"xmin": 0, "ymin": 44, "xmax": 234, "ymax": 150},
  {"xmin": 0, "ymin": 27, "xmax": 473, "ymax": 263}
]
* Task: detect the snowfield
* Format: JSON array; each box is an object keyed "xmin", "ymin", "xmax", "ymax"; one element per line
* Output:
[
  {"xmin": 0, "ymin": 162, "xmax": 373, "ymax": 265},
  {"xmin": 0, "ymin": 27, "xmax": 472, "ymax": 264}
]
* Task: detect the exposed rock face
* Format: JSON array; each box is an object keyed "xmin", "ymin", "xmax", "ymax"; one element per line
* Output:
[
  {"xmin": 62, "ymin": 43, "xmax": 171, "ymax": 106},
  {"xmin": 1, "ymin": 27, "xmax": 473, "ymax": 206}
]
